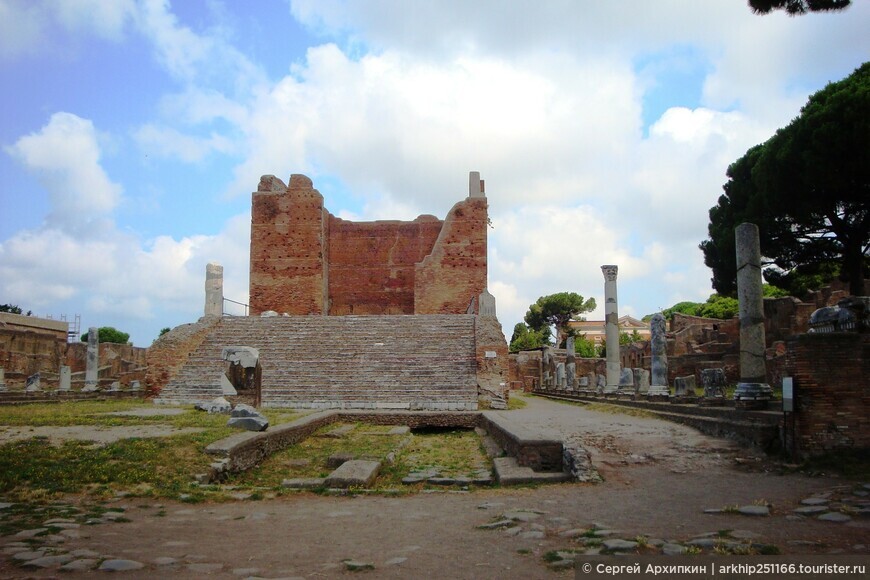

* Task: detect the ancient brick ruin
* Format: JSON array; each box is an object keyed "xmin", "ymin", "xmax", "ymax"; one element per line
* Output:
[
  {"xmin": 150, "ymin": 171, "xmax": 509, "ymax": 411},
  {"xmin": 250, "ymin": 173, "xmax": 488, "ymax": 316}
]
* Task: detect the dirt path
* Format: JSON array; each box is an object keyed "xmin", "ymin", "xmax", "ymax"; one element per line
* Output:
[{"xmin": 1, "ymin": 396, "xmax": 867, "ymax": 579}]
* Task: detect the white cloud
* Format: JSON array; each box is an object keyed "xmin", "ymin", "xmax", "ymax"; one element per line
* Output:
[
  {"xmin": 54, "ymin": 0, "xmax": 136, "ymax": 41},
  {"xmin": 0, "ymin": 0, "xmax": 46, "ymax": 58},
  {"xmin": 6, "ymin": 112, "xmax": 122, "ymax": 233},
  {"xmin": 134, "ymin": 124, "xmax": 236, "ymax": 163},
  {"xmin": 2, "ymin": 110, "xmax": 251, "ymax": 345},
  {"xmin": 135, "ymin": 0, "xmax": 265, "ymax": 93},
  {"xmin": 224, "ymin": 44, "xmax": 641, "ymax": 211},
  {"xmin": 0, "ymin": 0, "xmax": 135, "ymax": 59}
]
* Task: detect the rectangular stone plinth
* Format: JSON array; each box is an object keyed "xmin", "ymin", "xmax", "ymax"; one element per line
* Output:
[{"xmin": 324, "ymin": 460, "xmax": 381, "ymax": 488}]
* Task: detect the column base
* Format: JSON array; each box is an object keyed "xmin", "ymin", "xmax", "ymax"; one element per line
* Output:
[
  {"xmin": 733, "ymin": 382, "xmax": 773, "ymax": 401},
  {"xmin": 602, "ymin": 385, "xmax": 619, "ymax": 395},
  {"xmin": 647, "ymin": 385, "xmax": 669, "ymax": 396}
]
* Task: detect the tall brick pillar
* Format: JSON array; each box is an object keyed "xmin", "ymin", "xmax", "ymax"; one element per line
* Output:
[{"xmin": 250, "ymin": 174, "xmax": 329, "ymax": 315}]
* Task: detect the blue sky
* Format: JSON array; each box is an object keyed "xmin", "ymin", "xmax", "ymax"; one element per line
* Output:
[{"xmin": 1, "ymin": 0, "xmax": 867, "ymax": 346}]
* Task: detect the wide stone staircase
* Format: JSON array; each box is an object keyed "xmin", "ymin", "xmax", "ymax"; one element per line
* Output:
[{"xmin": 154, "ymin": 315, "xmax": 478, "ymax": 410}]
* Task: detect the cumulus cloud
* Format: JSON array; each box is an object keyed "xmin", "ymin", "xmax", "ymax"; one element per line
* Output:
[
  {"xmin": 223, "ymin": 44, "xmax": 641, "ymax": 212},
  {"xmin": 134, "ymin": 124, "xmax": 236, "ymax": 163},
  {"xmin": 135, "ymin": 0, "xmax": 265, "ymax": 92},
  {"xmin": 6, "ymin": 112, "xmax": 122, "ymax": 233},
  {"xmin": 2, "ymin": 110, "xmax": 251, "ymax": 344}
]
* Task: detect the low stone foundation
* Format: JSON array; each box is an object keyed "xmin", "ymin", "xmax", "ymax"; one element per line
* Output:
[{"xmin": 205, "ymin": 410, "xmax": 572, "ymax": 481}]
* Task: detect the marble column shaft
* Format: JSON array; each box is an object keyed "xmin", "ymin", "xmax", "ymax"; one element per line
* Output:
[
  {"xmin": 648, "ymin": 313, "xmax": 670, "ymax": 395},
  {"xmin": 601, "ymin": 265, "xmax": 621, "ymax": 390},
  {"xmin": 205, "ymin": 262, "xmax": 224, "ymax": 318},
  {"xmin": 85, "ymin": 327, "xmax": 99, "ymax": 390},
  {"xmin": 565, "ymin": 336, "xmax": 576, "ymax": 389},
  {"xmin": 734, "ymin": 223, "xmax": 772, "ymax": 400},
  {"xmin": 59, "ymin": 365, "xmax": 71, "ymax": 391}
]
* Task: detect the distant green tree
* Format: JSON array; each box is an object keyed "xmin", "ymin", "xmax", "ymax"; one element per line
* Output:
[
  {"xmin": 661, "ymin": 301, "xmax": 704, "ymax": 320},
  {"xmin": 159, "ymin": 327, "xmax": 171, "ymax": 337},
  {"xmin": 748, "ymin": 0, "xmax": 850, "ymax": 16},
  {"xmin": 573, "ymin": 334, "xmax": 601, "ymax": 358},
  {"xmin": 618, "ymin": 331, "xmax": 642, "ymax": 346},
  {"xmin": 524, "ymin": 292, "xmax": 596, "ymax": 348},
  {"xmin": 509, "ymin": 323, "xmax": 549, "ymax": 352},
  {"xmin": 0, "ymin": 304, "xmax": 23, "ymax": 314},
  {"xmin": 698, "ymin": 295, "xmax": 739, "ymax": 319},
  {"xmin": 81, "ymin": 327, "xmax": 130, "ymax": 345}
]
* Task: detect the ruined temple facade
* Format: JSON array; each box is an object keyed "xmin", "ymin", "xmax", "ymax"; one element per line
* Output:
[{"xmin": 250, "ymin": 173, "xmax": 488, "ymax": 316}]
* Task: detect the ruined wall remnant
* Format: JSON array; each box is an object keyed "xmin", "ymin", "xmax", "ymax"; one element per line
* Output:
[
  {"xmin": 784, "ymin": 333, "xmax": 870, "ymax": 457},
  {"xmin": 250, "ymin": 174, "xmax": 329, "ymax": 315},
  {"xmin": 328, "ymin": 216, "xmax": 442, "ymax": 315},
  {"xmin": 249, "ymin": 172, "xmax": 488, "ymax": 316}
]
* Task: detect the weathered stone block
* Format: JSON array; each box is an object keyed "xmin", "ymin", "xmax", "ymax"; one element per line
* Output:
[{"xmin": 324, "ymin": 460, "xmax": 381, "ymax": 488}]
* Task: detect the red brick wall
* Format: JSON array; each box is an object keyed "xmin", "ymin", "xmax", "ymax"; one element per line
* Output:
[
  {"xmin": 250, "ymin": 174, "xmax": 488, "ymax": 316},
  {"xmin": 0, "ymin": 327, "xmax": 66, "ymax": 384},
  {"xmin": 327, "ymin": 216, "xmax": 442, "ymax": 314},
  {"xmin": 785, "ymin": 333, "xmax": 870, "ymax": 457},
  {"xmin": 414, "ymin": 197, "xmax": 488, "ymax": 314},
  {"xmin": 250, "ymin": 175, "xmax": 327, "ymax": 315}
]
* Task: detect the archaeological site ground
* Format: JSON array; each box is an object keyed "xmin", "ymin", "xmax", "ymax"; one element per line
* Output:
[{"xmin": 1, "ymin": 172, "xmax": 867, "ymax": 578}]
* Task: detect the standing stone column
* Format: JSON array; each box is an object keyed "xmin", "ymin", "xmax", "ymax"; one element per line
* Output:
[
  {"xmin": 83, "ymin": 327, "xmax": 100, "ymax": 392},
  {"xmin": 601, "ymin": 265, "xmax": 621, "ymax": 393},
  {"xmin": 205, "ymin": 262, "xmax": 224, "ymax": 317},
  {"xmin": 58, "ymin": 365, "xmax": 71, "ymax": 391},
  {"xmin": 542, "ymin": 346, "xmax": 554, "ymax": 390},
  {"xmin": 733, "ymin": 223, "xmax": 773, "ymax": 403},
  {"xmin": 556, "ymin": 362, "xmax": 566, "ymax": 390},
  {"xmin": 0, "ymin": 367, "xmax": 5, "ymax": 391},
  {"xmin": 565, "ymin": 336, "xmax": 576, "ymax": 390},
  {"xmin": 648, "ymin": 313, "xmax": 669, "ymax": 396}
]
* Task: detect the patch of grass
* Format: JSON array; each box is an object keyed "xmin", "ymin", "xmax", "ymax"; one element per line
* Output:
[
  {"xmin": 507, "ymin": 396, "xmax": 527, "ymax": 410},
  {"xmin": 542, "ymin": 550, "xmax": 562, "ymax": 563},
  {"xmin": 0, "ymin": 400, "xmax": 492, "ymax": 500},
  {"xmin": 635, "ymin": 535, "xmax": 649, "ymax": 547},
  {"xmin": 0, "ymin": 429, "xmax": 234, "ymax": 501},
  {"xmin": 516, "ymin": 548, "xmax": 531, "ymax": 555},
  {"xmin": 231, "ymin": 423, "xmax": 403, "ymax": 486},
  {"xmin": 758, "ymin": 544, "xmax": 781, "ymax": 555},
  {"xmin": 583, "ymin": 403, "xmax": 659, "ymax": 420}
]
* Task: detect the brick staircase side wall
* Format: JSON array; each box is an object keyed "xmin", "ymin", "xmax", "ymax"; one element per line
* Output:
[
  {"xmin": 145, "ymin": 317, "xmax": 221, "ymax": 397},
  {"xmin": 475, "ymin": 315, "xmax": 509, "ymax": 397}
]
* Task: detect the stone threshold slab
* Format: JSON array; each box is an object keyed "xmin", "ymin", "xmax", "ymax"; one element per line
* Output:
[{"xmin": 493, "ymin": 457, "xmax": 571, "ymax": 485}]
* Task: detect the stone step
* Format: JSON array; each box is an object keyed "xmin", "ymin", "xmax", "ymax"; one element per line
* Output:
[{"xmin": 159, "ymin": 315, "xmax": 478, "ymax": 407}]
